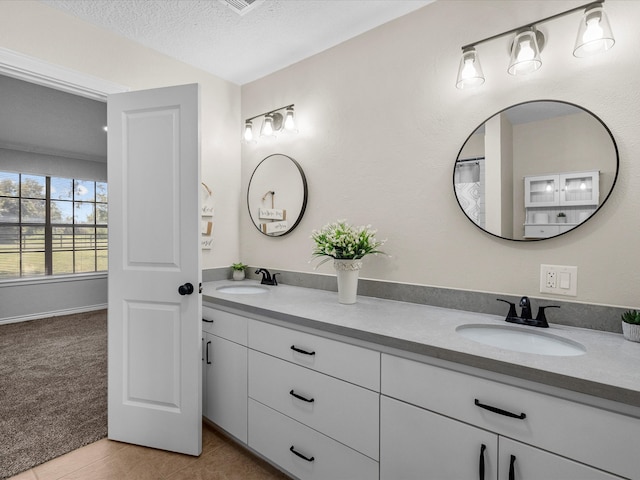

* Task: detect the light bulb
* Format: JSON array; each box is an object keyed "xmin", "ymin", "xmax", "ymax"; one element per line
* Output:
[
  {"xmin": 262, "ymin": 116, "xmax": 274, "ymax": 136},
  {"xmin": 456, "ymin": 47, "xmax": 484, "ymax": 89},
  {"xmin": 583, "ymin": 17, "xmax": 604, "ymax": 45},
  {"xmin": 461, "ymin": 58, "xmax": 478, "ymax": 80},
  {"xmin": 546, "ymin": 182, "xmax": 553, "ymax": 192},
  {"xmin": 574, "ymin": 6, "xmax": 615, "ymax": 57},
  {"xmin": 580, "ymin": 181, "xmax": 587, "ymax": 190},
  {"xmin": 517, "ymin": 40, "xmax": 535, "ymax": 62},
  {"xmin": 508, "ymin": 29, "xmax": 542, "ymax": 76},
  {"xmin": 243, "ymin": 121, "xmax": 253, "ymax": 142},
  {"xmin": 284, "ymin": 107, "xmax": 297, "ymax": 132}
]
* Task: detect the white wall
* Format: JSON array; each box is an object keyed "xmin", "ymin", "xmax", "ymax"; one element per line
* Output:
[
  {"xmin": 240, "ymin": 0, "xmax": 640, "ymax": 309},
  {"xmin": 0, "ymin": 0, "xmax": 242, "ymax": 271}
]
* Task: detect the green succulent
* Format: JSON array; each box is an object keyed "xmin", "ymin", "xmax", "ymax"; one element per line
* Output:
[
  {"xmin": 231, "ymin": 262, "xmax": 247, "ymax": 271},
  {"xmin": 621, "ymin": 310, "xmax": 640, "ymax": 325}
]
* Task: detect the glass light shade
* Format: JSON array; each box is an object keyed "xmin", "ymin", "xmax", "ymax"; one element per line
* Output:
[
  {"xmin": 260, "ymin": 115, "xmax": 275, "ymax": 137},
  {"xmin": 284, "ymin": 107, "xmax": 297, "ymax": 132},
  {"xmin": 573, "ymin": 6, "xmax": 615, "ymax": 57},
  {"xmin": 508, "ymin": 29, "xmax": 542, "ymax": 76},
  {"xmin": 456, "ymin": 48, "xmax": 485, "ymax": 89},
  {"xmin": 243, "ymin": 121, "xmax": 254, "ymax": 142}
]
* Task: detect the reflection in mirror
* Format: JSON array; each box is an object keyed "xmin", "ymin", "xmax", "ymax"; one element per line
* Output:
[
  {"xmin": 454, "ymin": 101, "xmax": 618, "ymax": 241},
  {"xmin": 247, "ymin": 154, "xmax": 308, "ymax": 237}
]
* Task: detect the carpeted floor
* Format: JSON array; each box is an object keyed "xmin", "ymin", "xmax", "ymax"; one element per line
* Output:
[{"xmin": 0, "ymin": 310, "xmax": 108, "ymax": 479}]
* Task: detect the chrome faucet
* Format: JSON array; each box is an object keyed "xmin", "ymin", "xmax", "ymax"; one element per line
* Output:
[
  {"xmin": 255, "ymin": 268, "xmax": 279, "ymax": 286},
  {"xmin": 497, "ymin": 297, "xmax": 559, "ymax": 328}
]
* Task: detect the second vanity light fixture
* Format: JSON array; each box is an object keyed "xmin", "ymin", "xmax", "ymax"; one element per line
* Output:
[
  {"xmin": 456, "ymin": 0, "xmax": 615, "ymax": 89},
  {"xmin": 243, "ymin": 104, "xmax": 297, "ymax": 143}
]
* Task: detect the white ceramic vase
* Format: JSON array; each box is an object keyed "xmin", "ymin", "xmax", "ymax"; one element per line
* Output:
[
  {"xmin": 622, "ymin": 321, "xmax": 640, "ymax": 343},
  {"xmin": 232, "ymin": 270, "xmax": 245, "ymax": 281},
  {"xmin": 334, "ymin": 259, "xmax": 362, "ymax": 304}
]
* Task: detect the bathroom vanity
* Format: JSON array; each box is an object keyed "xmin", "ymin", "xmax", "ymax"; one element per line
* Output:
[{"xmin": 202, "ymin": 281, "xmax": 640, "ymax": 480}]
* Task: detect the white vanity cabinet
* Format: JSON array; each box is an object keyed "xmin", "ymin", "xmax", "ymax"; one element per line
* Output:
[
  {"xmin": 523, "ymin": 171, "xmax": 600, "ymax": 238},
  {"xmin": 524, "ymin": 171, "xmax": 599, "ymax": 208},
  {"xmin": 202, "ymin": 306, "xmax": 248, "ymax": 443},
  {"xmin": 381, "ymin": 354, "xmax": 635, "ymax": 479},
  {"xmin": 247, "ymin": 320, "xmax": 381, "ymax": 480}
]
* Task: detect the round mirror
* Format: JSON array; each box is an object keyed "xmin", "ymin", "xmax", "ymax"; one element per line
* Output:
[
  {"xmin": 453, "ymin": 100, "xmax": 618, "ymax": 241},
  {"xmin": 247, "ymin": 154, "xmax": 308, "ymax": 236}
]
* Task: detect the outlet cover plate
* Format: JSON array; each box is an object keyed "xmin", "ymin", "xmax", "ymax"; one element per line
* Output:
[{"xmin": 540, "ymin": 264, "xmax": 577, "ymax": 296}]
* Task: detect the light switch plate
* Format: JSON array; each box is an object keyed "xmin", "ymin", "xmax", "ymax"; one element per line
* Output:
[{"xmin": 540, "ymin": 265, "xmax": 577, "ymax": 296}]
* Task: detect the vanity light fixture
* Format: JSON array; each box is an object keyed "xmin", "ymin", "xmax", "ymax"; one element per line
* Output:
[
  {"xmin": 574, "ymin": 4, "xmax": 615, "ymax": 57},
  {"xmin": 243, "ymin": 104, "xmax": 296, "ymax": 143},
  {"xmin": 456, "ymin": 0, "xmax": 614, "ymax": 89}
]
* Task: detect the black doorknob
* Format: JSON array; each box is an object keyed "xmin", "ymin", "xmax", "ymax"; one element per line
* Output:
[{"xmin": 178, "ymin": 282, "xmax": 194, "ymax": 295}]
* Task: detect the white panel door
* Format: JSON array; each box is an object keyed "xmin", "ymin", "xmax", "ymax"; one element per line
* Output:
[{"xmin": 107, "ymin": 84, "xmax": 202, "ymax": 456}]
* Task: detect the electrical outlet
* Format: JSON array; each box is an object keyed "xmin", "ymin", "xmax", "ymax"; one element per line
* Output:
[
  {"xmin": 540, "ymin": 265, "xmax": 577, "ymax": 296},
  {"xmin": 546, "ymin": 270, "xmax": 557, "ymax": 288}
]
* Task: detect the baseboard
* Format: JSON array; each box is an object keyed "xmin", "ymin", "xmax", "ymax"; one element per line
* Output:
[{"xmin": 0, "ymin": 304, "xmax": 107, "ymax": 325}]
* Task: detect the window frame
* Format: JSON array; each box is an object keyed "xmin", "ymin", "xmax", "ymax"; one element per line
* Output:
[{"xmin": 0, "ymin": 172, "xmax": 108, "ymax": 280}]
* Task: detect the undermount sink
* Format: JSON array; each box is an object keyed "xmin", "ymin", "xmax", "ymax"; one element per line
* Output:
[
  {"xmin": 456, "ymin": 324, "xmax": 586, "ymax": 357},
  {"xmin": 216, "ymin": 285, "xmax": 269, "ymax": 295}
]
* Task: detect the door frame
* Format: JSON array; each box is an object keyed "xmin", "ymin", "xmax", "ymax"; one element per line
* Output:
[{"xmin": 0, "ymin": 47, "xmax": 129, "ymax": 101}]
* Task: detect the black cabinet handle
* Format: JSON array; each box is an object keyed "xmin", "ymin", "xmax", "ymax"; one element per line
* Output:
[
  {"xmin": 290, "ymin": 345, "xmax": 315, "ymax": 356},
  {"xmin": 509, "ymin": 454, "xmax": 516, "ymax": 480},
  {"xmin": 206, "ymin": 341, "xmax": 211, "ymax": 365},
  {"xmin": 475, "ymin": 399, "xmax": 526, "ymax": 420},
  {"xmin": 290, "ymin": 445, "xmax": 314, "ymax": 462},
  {"xmin": 289, "ymin": 389, "xmax": 314, "ymax": 403},
  {"xmin": 202, "ymin": 318, "xmax": 214, "ymax": 323},
  {"xmin": 479, "ymin": 444, "xmax": 486, "ymax": 480}
]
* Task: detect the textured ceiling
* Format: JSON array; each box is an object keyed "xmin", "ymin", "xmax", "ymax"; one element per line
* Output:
[{"xmin": 40, "ymin": 0, "xmax": 434, "ymax": 85}]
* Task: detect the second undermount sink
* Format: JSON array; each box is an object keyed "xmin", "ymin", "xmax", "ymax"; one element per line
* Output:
[
  {"xmin": 216, "ymin": 285, "xmax": 269, "ymax": 295},
  {"xmin": 456, "ymin": 324, "xmax": 586, "ymax": 357}
]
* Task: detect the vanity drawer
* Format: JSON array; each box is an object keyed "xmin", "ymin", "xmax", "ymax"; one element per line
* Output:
[
  {"xmin": 202, "ymin": 306, "xmax": 247, "ymax": 345},
  {"xmin": 248, "ymin": 319, "xmax": 380, "ymax": 391},
  {"xmin": 249, "ymin": 399, "xmax": 379, "ymax": 480},
  {"xmin": 524, "ymin": 225, "xmax": 560, "ymax": 238},
  {"xmin": 381, "ymin": 354, "xmax": 640, "ymax": 479},
  {"xmin": 249, "ymin": 349, "xmax": 379, "ymax": 460}
]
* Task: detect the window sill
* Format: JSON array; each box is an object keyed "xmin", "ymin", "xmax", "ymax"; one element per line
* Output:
[{"xmin": 0, "ymin": 272, "xmax": 107, "ymax": 288}]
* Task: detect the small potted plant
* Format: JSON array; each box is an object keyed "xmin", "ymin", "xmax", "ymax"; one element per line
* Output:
[
  {"xmin": 621, "ymin": 310, "xmax": 640, "ymax": 343},
  {"xmin": 230, "ymin": 262, "xmax": 248, "ymax": 281},
  {"xmin": 557, "ymin": 212, "xmax": 567, "ymax": 223}
]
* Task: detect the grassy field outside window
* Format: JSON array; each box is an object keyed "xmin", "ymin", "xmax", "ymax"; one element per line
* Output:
[{"xmin": 0, "ymin": 172, "xmax": 107, "ymax": 279}]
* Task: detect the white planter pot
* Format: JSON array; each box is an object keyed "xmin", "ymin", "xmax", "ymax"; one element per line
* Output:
[
  {"xmin": 334, "ymin": 259, "xmax": 362, "ymax": 305},
  {"xmin": 622, "ymin": 321, "xmax": 640, "ymax": 343},
  {"xmin": 232, "ymin": 270, "xmax": 245, "ymax": 281}
]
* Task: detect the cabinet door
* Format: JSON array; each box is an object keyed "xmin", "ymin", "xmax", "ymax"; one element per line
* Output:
[
  {"xmin": 203, "ymin": 332, "xmax": 248, "ymax": 443},
  {"xmin": 380, "ymin": 396, "xmax": 497, "ymax": 480},
  {"xmin": 559, "ymin": 171, "xmax": 599, "ymax": 206},
  {"xmin": 524, "ymin": 175, "xmax": 559, "ymax": 207},
  {"xmin": 499, "ymin": 438, "xmax": 621, "ymax": 480}
]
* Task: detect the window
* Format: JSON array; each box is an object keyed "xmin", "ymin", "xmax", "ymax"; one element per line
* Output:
[{"xmin": 0, "ymin": 172, "xmax": 107, "ymax": 279}]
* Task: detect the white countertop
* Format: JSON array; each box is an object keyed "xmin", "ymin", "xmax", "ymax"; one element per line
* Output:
[{"xmin": 202, "ymin": 280, "xmax": 640, "ymax": 409}]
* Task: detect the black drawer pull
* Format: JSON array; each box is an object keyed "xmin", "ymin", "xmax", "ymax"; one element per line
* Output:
[
  {"xmin": 479, "ymin": 444, "xmax": 486, "ymax": 480},
  {"xmin": 509, "ymin": 454, "xmax": 516, "ymax": 480},
  {"xmin": 475, "ymin": 399, "xmax": 526, "ymax": 420},
  {"xmin": 202, "ymin": 318, "xmax": 214, "ymax": 323},
  {"xmin": 289, "ymin": 389, "xmax": 315, "ymax": 403},
  {"xmin": 290, "ymin": 345, "xmax": 315, "ymax": 356},
  {"xmin": 290, "ymin": 445, "xmax": 314, "ymax": 462}
]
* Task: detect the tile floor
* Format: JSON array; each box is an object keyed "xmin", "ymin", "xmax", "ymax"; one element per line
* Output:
[{"xmin": 8, "ymin": 423, "xmax": 291, "ymax": 480}]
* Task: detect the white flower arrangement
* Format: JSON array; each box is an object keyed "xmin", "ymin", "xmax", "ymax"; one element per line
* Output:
[{"xmin": 311, "ymin": 220, "xmax": 386, "ymax": 268}]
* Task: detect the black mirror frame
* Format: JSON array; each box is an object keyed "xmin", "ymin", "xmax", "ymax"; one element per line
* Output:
[
  {"xmin": 453, "ymin": 100, "xmax": 619, "ymax": 242},
  {"xmin": 247, "ymin": 153, "xmax": 308, "ymax": 237}
]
